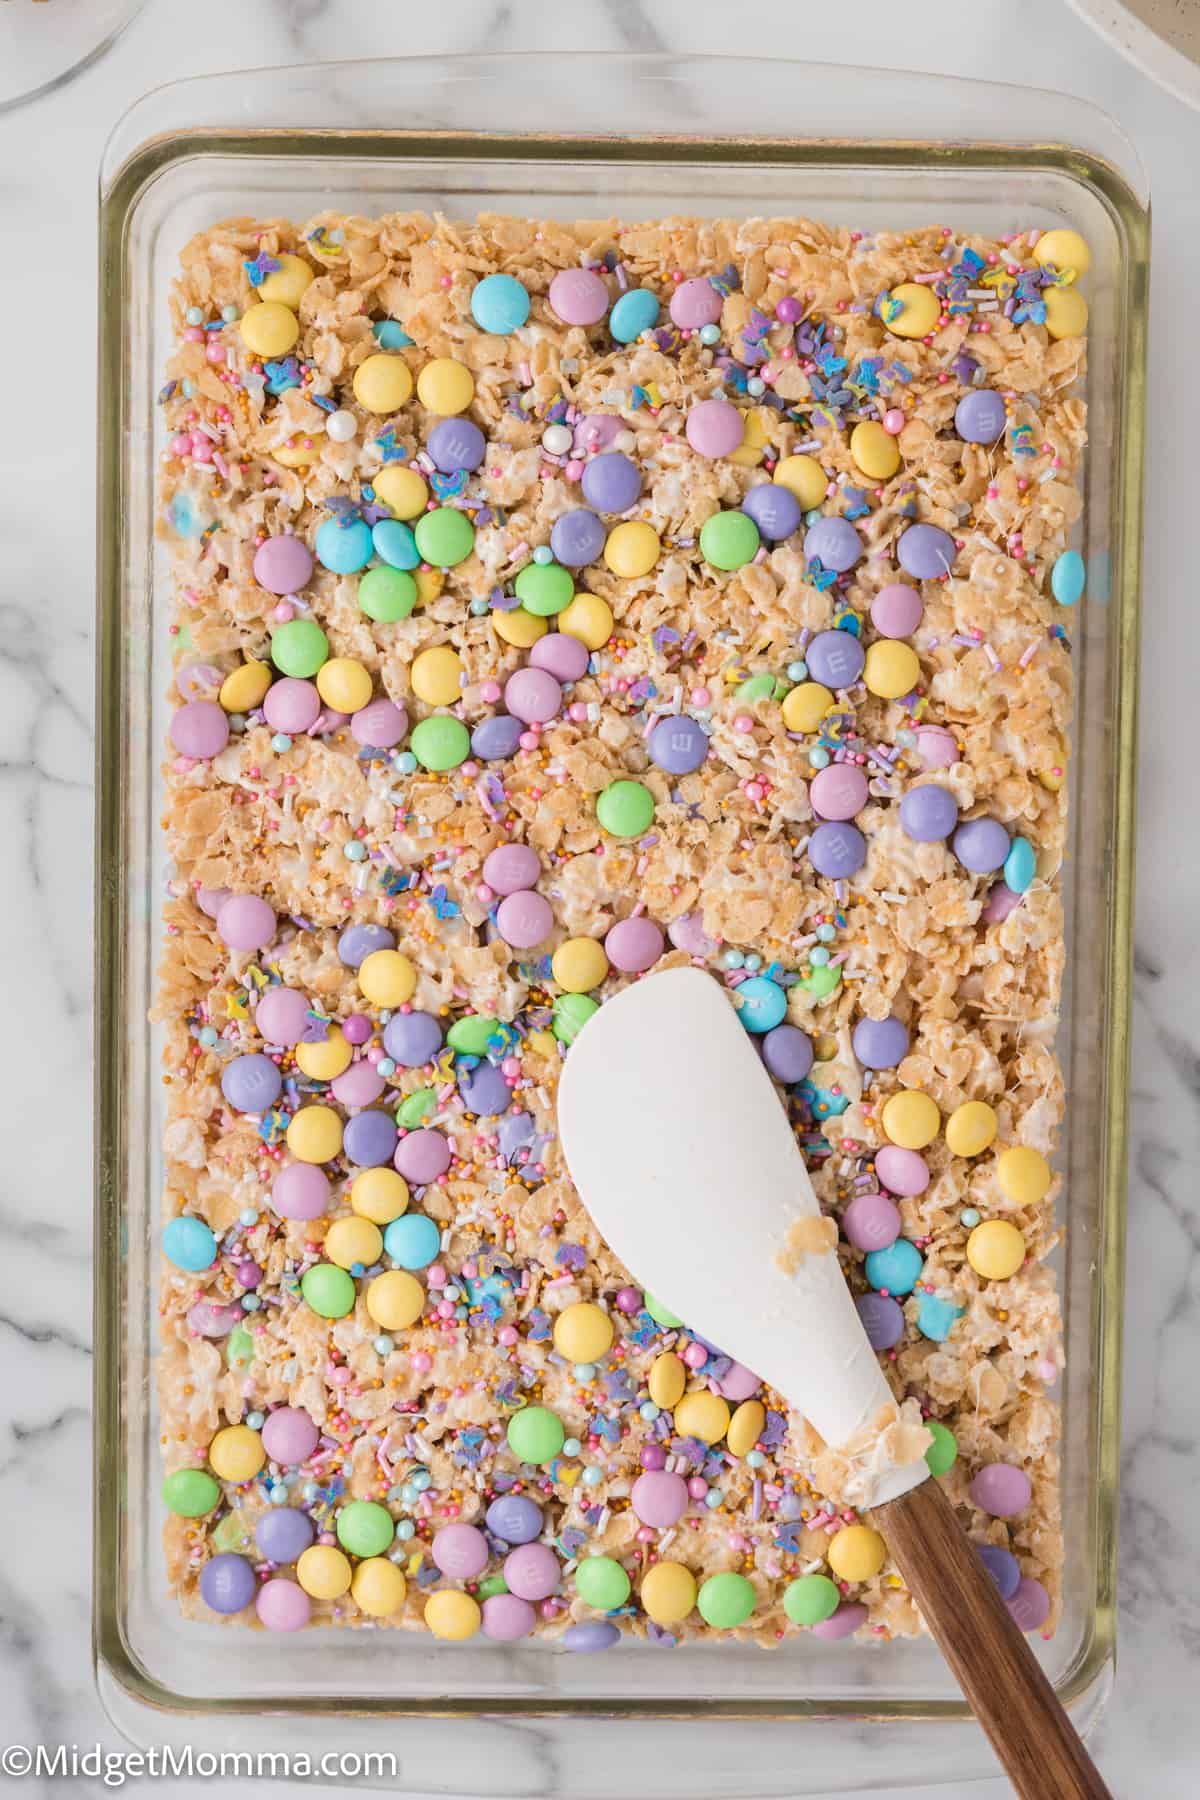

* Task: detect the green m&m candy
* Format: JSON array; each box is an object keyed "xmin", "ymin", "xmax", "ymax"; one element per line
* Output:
[
  {"xmin": 643, "ymin": 1292, "xmax": 683, "ymax": 1329},
  {"xmin": 783, "ymin": 1573, "xmax": 839, "ymax": 1626},
  {"xmin": 924, "ymin": 1419, "xmax": 958, "ymax": 1478},
  {"xmin": 506, "ymin": 1404, "xmax": 565, "ymax": 1465},
  {"xmin": 225, "ymin": 1323, "xmax": 255, "ymax": 1368},
  {"xmin": 515, "ymin": 560, "xmax": 574, "ymax": 617},
  {"xmin": 799, "ymin": 963, "xmax": 842, "ymax": 1000},
  {"xmin": 446, "ymin": 1014, "xmax": 498, "ymax": 1056},
  {"xmin": 336, "ymin": 1499, "xmax": 395, "ymax": 1557},
  {"xmin": 162, "ymin": 1469, "xmax": 221, "ymax": 1518},
  {"xmin": 596, "ymin": 778, "xmax": 655, "ymax": 838},
  {"xmin": 359, "ymin": 565, "xmax": 417, "ymax": 622},
  {"xmin": 575, "ymin": 1555, "xmax": 631, "ymax": 1611},
  {"xmin": 700, "ymin": 509, "xmax": 760, "ymax": 571},
  {"xmin": 736, "ymin": 671, "xmax": 782, "ymax": 702},
  {"xmin": 211, "ymin": 1511, "xmax": 255, "ymax": 1555},
  {"xmin": 697, "ymin": 1570, "xmax": 756, "ymax": 1629},
  {"xmin": 270, "ymin": 617, "xmax": 329, "ymax": 677},
  {"xmin": 552, "ymin": 992, "xmax": 597, "ymax": 1044},
  {"xmin": 414, "ymin": 506, "xmax": 475, "ymax": 568},
  {"xmin": 300, "ymin": 1262, "xmax": 356, "ymax": 1319},
  {"xmin": 410, "ymin": 714, "xmax": 470, "ymax": 772},
  {"xmin": 396, "ymin": 1087, "xmax": 436, "ymax": 1128},
  {"xmin": 477, "ymin": 1574, "xmax": 509, "ymax": 1599}
]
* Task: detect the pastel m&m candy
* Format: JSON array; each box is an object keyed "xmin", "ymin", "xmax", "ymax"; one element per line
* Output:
[
  {"xmin": 551, "ymin": 936, "xmax": 609, "ymax": 994},
  {"xmin": 966, "ymin": 1219, "xmax": 1026, "ymax": 1280},
  {"xmin": 257, "ymin": 253, "xmax": 315, "ymax": 308},
  {"xmin": 417, "ymin": 357, "xmax": 475, "ymax": 415},
  {"xmin": 365, "ymin": 1270, "xmax": 425, "ymax": 1330},
  {"xmin": 1034, "ymin": 228, "xmax": 1090, "ymax": 274},
  {"xmin": 241, "ymin": 301, "xmax": 299, "ymax": 358},
  {"xmin": 673, "ymin": 1391, "xmax": 729, "ymax": 1445},
  {"xmin": 881, "ymin": 1089, "xmax": 940, "ymax": 1150},
  {"xmin": 352, "ymin": 1558, "xmax": 407, "ymax": 1617},
  {"xmin": 337, "ymin": 1499, "xmax": 396, "ymax": 1557},
  {"xmin": 850, "ymin": 420, "xmax": 900, "ymax": 481},
  {"xmin": 883, "ymin": 283, "xmax": 939, "ymax": 339},
  {"xmin": 604, "ymin": 520, "xmax": 660, "ymax": 578},
  {"xmin": 996, "ymin": 1145, "xmax": 1052, "ymax": 1206},
  {"xmin": 828, "ymin": 1524, "xmax": 886, "ymax": 1583},
  {"xmin": 864, "ymin": 640, "xmax": 920, "ymax": 700},
  {"xmin": 471, "ymin": 273, "xmax": 530, "ymax": 334},
  {"xmin": 209, "ymin": 1424, "xmax": 265, "ymax": 1483},
  {"xmin": 641, "ymin": 1561, "xmax": 696, "ymax": 1625},
  {"xmin": 945, "ymin": 1100, "xmax": 998, "ymax": 1158},
  {"xmin": 553, "ymin": 1301, "xmax": 613, "ymax": 1363},
  {"xmin": 696, "ymin": 1571, "xmax": 755, "ymax": 1628},
  {"xmin": 425, "ymin": 1590, "xmax": 481, "ymax": 1640},
  {"xmin": 353, "ymin": 353, "xmax": 413, "ymax": 412}
]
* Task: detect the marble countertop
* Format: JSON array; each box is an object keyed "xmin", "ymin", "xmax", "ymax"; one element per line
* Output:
[{"xmin": 1, "ymin": 0, "xmax": 1194, "ymax": 1793}]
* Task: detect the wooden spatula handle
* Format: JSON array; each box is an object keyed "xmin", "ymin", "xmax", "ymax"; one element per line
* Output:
[{"xmin": 873, "ymin": 1478, "xmax": 1112, "ymax": 1800}]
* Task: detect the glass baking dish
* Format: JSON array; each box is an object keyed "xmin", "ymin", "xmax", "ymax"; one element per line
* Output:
[{"xmin": 93, "ymin": 54, "xmax": 1146, "ymax": 1794}]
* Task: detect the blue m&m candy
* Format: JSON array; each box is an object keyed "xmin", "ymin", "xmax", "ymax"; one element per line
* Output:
[
  {"xmin": 163, "ymin": 1215, "xmax": 218, "ymax": 1272},
  {"xmin": 383, "ymin": 1212, "xmax": 441, "ymax": 1270},
  {"xmin": 864, "ymin": 1237, "xmax": 924, "ymax": 1296},
  {"xmin": 315, "ymin": 517, "xmax": 373, "ymax": 574},
  {"xmin": 471, "ymin": 274, "xmax": 531, "ymax": 335},
  {"xmin": 609, "ymin": 288, "xmax": 661, "ymax": 344},
  {"xmin": 734, "ymin": 975, "xmax": 788, "ymax": 1034}
]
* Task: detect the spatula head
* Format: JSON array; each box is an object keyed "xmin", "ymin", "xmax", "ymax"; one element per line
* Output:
[{"xmin": 557, "ymin": 966, "xmax": 927, "ymax": 1504}]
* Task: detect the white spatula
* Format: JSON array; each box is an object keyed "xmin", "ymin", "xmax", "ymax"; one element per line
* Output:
[{"xmin": 558, "ymin": 966, "xmax": 1111, "ymax": 1800}]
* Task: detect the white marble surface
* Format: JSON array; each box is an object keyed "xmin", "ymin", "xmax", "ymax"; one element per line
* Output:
[{"xmin": 0, "ymin": 0, "xmax": 1195, "ymax": 1794}]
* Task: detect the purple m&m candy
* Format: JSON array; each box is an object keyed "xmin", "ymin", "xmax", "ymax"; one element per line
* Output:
[
  {"xmin": 217, "ymin": 894, "xmax": 276, "ymax": 952},
  {"xmin": 874, "ymin": 1145, "xmax": 929, "ymax": 1197},
  {"xmin": 648, "ymin": 713, "xmax": 708, "ymax": 775},
  {"xmin": 806, "ymin": 629, "xmax": 865, "ymax": 690},
  {"xmin": 563, "ymin": 1620, "xmax": 622, "ymax": 1652},
  {"xmin": 669, "ymin": 277, "xmax": 723, "ymax": 329},
  {"xmin": 384, "ymin": 1010, "xmax": 443, "ymax": 1066},
  {"xmin": 604, "ymin": 915, "xmax": 665, "ymax": 973},
  {"xmin": 870, "ymin": 584, "xmax": 924, "ymax": 639},
  {"xmin": 504, "ymin": 1542, "xmax": 561, "ymax": 1601},
  {"xmin": 630, "ymin": 1471, "xmax": 689, "ymax": 1528},
  {"xmin": 549, "ymin": 267, "xmax": 609, "ymax": 326},
  {"xmin": 550, "ymin": 508, "xmax": 606, "ymax": 568},
  {"xmin": 261, "ymin": 1406, "xmax": 319, "ymax": 1466},
  {"xmin": 808, "ymin": 821, "xmax": 866, "ymax": 879},
  {"xmin": 810, "ymin": 764, "xmax": 868, "ymax": 821},
  {"xmin": 427, "ymin": 417, "xmax": 486, "ymax": 472},
  {"xmin": 1007, "ymin": 1576, "xmax": 1051, "ymax": 1634},
  {"xmin": 271, "ymin": 1162, "xmax": 330, "ymax": 1221},
  {"xmin": 897, "ymin": 523, "xmax": 957, "ymax": 580},
  {"xmin": 686, "ymin": 398, "xmax": 743, "ymax": 459},
  {"xmin": 171, "ymin": 700, "xmax": 229, "ymax": 760},
  {"xmin": 255, "ymin": 986, "xmax": 311, "ymax": 1045},
  {"xmin": 254, "ymin": 533, "xmax": 313, "ymax": 596},
  {"xmin": 573, "ymin": 414, "xmax": 624, "ymax": 456},
  {"xmin": 812, "ymin": 1603, "xmax": 867, "ymax": 1640},
  {"xmin": 200, "ymin": 1553, "xmax": 256, "ymax": 1614},
  {"xmin": 432, "ymin": 1522, "xmax": 490, "ymax": 1579},
  {"xmin": 495, "ymin": 890, "xmax": 553, "ymax": 948},
  {"xmin": 970, "ymin": 1462, "xmax": 1032, "ymax": 1518},
  {"xmin": 195, "ymin": 885, "xmax": 231, "ymax": 919},
  {"xmin": 255, "ymin": 1578, "xmax": 310, "ymax": 1632},
  {"xmin": 256, "ymin": 1507, "xmax": 315, "ymax": 1565},
  {"xmin": 741, "ymin": 482, "xmax": 803, "ymax": 542},
  {"xmin": 760, "ymin": 1024, "xmax": 813, "ymax": 1084},
  {"xmin": 581, "ymin": 452, "xmax": 640, "ymax": 514},
  {"xmin": 483, "ymin": 843, "xmax": 541, "ymax": 894},
  {"xmin": 394, "ymin": 1127, "xmax": 451, "ymax": 1184},
  {"xmin": 977, "ymin": 1543, "xmax": 1021, "ymax": 1601},
  {"xmin": 982, "ymin": 882, "xmax": 1023, "ymax": 924},
  {"xmin": 856, "ymin": 1293, "xmax": 905, "ymax": 1351},
  {"xmin": 486, "ymin": 1494, "xmax": 543, "ymax": 1544},
  {"xmin": 459, "ymin": 1059, "xmax": 512, "ymax": 1117},
  {"xmin": 955, "ymin": 388, "xmax": 1007, "ymax": 445},
  {"xmin": 263, "ymin": 677, "xmax": 321, "ymax": 735},
  {"xmin": 482, "ymin": 1594, "xmax": 536, "ymax": 1641},
  {"xmin": 715, "ymin": 1362, "xmax": 762, "ymax": 1402},
  {"xmin": 351, "ymin": 697, "xmax": 408, "ymax": 748},
  {"xmin": 852, "ymin": 1015, "xmax": 909, "ymax": 1070},
  {"xmin": 805, "ymin": 515, "xmax": 863, "ymax": 573},
  {"xmin": 337, "ymin": 922, "xmax": 395, "ymax": 968},
  {"xmin": 471, "ymin": 714, "xmax": 524, "ymax": 762},
  {"xmin": 343, "ymin": 1109, "xmax": 399, "ymax": 1168},
  {"xmin": 221, "ymin": 1052, "xmax": 282, "ymax": 1113},
  {"xmin": 899, "ymin": 782, "xmax": 959, "ymax": 842},
  {"xmin": 953, "ymin": 816, "xmax": 1010, "ymax": 874},
  {"xmin": 530, "ymin": 632, "xmax": 589, "ymax": 682},
  {"xmin": 331, "ymin": 1059, "xmax": 386, "ymax": 1107},
  {"xmin": 842, "ymin": 1191, "xmax": 901, "ymax": 1252},
  {"xmin": 504, "ymin": 667, "xmax": 562, "ymax": 725}
]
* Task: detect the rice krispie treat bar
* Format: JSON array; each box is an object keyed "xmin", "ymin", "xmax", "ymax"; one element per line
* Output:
[{"xmin": 155, "ymin": 210, "xmax": 1089, "ymax": 1647}]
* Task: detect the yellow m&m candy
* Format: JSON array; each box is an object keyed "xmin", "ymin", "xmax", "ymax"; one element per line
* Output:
[
  {"xmin": 604, "ymin": 521, "xmax": 660, "ymax": 578},
  {"xmin": 967, "ymin": 1219, "xmax": 1026, "ymax": 1280},
  {"xmin": 1044, "ymin": 287, "xmax": 1088, "ymax": 340},
  {"xmin": 295, "ymin": 1026, "xmax": 353, "ymax": 1082},
  {"xmin": 774, "ymin": 454, "xmax": 827, "ymax": 510},
  {"xmin": 850, "ymin": 421, "xmax": 901, "ymax": 482},
  {"xmin": 297, "ymin": 1545, "xmax": 352, "ymax": 1599},
  {"xmin": 286, "ymin": 1104, "xmax": 343, "ymax": 1164},
  {"xmin": 352, "ymin": 1557, "xmax": 407, "ymax": 1617},
  {"xmin": 881, "ymin": 1089, "xmax": 940, "ymax": 1151},
  {"xmin": 257, "ymin": 252, "xmax": 316, "ymax": 309},
  {"xmin": 673, "ymin": 1391, "xmax": 730, "ymax": 1445},
  {"xmin": 559, "ymin": 592, "xmax": 613, "ymax": 650},
  {"xmin": 828, "ymin": 1524, "xmax": 886, "ymax": 1583},
  {"xmin": 884, "ymin": 283, "xmax": 940, "ymax": 339},
  {"xmin": 358, "ymin": 949, "xmax": 415, "ymax": 1008},
  {"xmin": 1033, "ymin": 229, "xmax": 1090, "ymax": 276},
  {"xmin": 272, "ymin": 435, "xmax": 322, "ymax": 470},
  {"xmin": 945, "ymin": 1100, "xmax": 998, "ymax": 1159},
  {"xmin": 996, "ymin": 1146, "xmax": 1052, "ymax": 1207},
  {"xmin": 641, "ymin": 1561, "xmax": 697, "ymax": 1625},
  {"xmin": 864, "ymin": 641, "xmax": 920, "ymax": 701},
  {"xmin": 366, "ymin": 1269, "xmax": 425, "ymax": 1331},
  {"xmin": 425, "ymin": 1590, "xmax": 481, "ymax": 1640},
  {"xmin": 316, "ymin": 657, "xmax": 373, "ymax": 714},
  {"xmin": 324, "ymin": 1216, "xmax": 384, "ymax": 1271},
  {"xmin": 352, "ymin": 1167, "xmax": 410, "ymax": 1225},
  {"xmin": 727, "ymin": 1399, "xmax": 766, "ymax": 1459},
  {"xmin": 208, "ymin": 1424, "xmax": 265, "ymax": 1483},
  {"xmin": 648, "ymin": 1351, "xmax": 686, "ymax": 1409},
  {"xmin": 552, "ymin": 937, "xmax": 609, "ymax": 994},
  {"xmin": 417, "ymin": 358, "xmax": 475, "ymax": 415},
  {"xmin": 782, "ymin": 681, "xmax": 834, "ymax": 734},
  {"xmin": 493, "ymin": 607, "xmax": 547, "ymax": 648},
  {"xmin": 372, "ymin": 465, "xmax": 428, "ymax": 519},
  {"xmin": 219, "ymin": 660, "xmax": 272, "ymax": 713},
  {"xmin": 353, "ymin": 354, "xmax": 413, "ymax": 414},
  {"xmin": 415, "ymin": 568, "xmax": 444, "ymax": 608},
  {"xmin": 553, "ymin": 1302, "xmax": 614, "ymax": 1364},
  {"xmin": 728, "ymin": 405, "xmax": 771, "ymax": 469},
  {"xmin": 240, "ymin": 301, "xmax": 300, "ymax": 359},
  {"xmin": 411, "ymin": 646, "xmax": 462, "ymax": 707}
]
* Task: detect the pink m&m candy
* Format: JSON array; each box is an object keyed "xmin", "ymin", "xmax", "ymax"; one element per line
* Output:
[
  {"xmin": 530, "ymin": 632, "xmax": 589, "ymax": 682},
  {"xmin": 630, "ymin": 1471, "xmax": 688, "ymax": 1529},
  {"xmin": 256, "ymin": 1577, "xmax": 311, "ymax": 1632},
  {"xmin": 715, "ymin": 1361, "xmax": 762, "ymax": 1402},
  {"xmin": 504, "ymin": 667, "xmax": 562, "ymax": 725},
  {"xmin": 604, "ymin": 915, "xmax": 665, "ymax": 973},
  {"xmin": 216, "ymin": 894, "xmax": 276, "ymax": 951},
  {"xmin": 261, "ymin": 1406, "xmax": 319, "ymax": 1466},
  {"xmin": 264, "ymin": 677, "xmax": 321, "ymax": 735},
  {"xmin": 254, "ymin": 533, "xmax": 314, "ymax": 596},
  {"xmin": 271, "ymin": 1162, "xmax": 330, "ymax": 1221},
  {"xmin": 970, "ymin": 1462, "xmax": 1032, "ymax": 1518},
  {"xmin": 254, "ymin": 985, "xmax": 311, "ymax": 1045},
  {"xmin": 504, "ymin": 1541, "xmax": 560, "ymax": 1601},
  {"xmin": 482, "ymin": 843, "xmax": 540, "ymax": 895},
  {"xmin": 432, "ymin": 1523, "xmax": 490, "ymax": 1579},
  {"xmin": 482, "ymin": 1593, "xmax": 536, "ymax": 1640},
  {"xmin": 874, "ymin": 1145, "xmax": 930, "ymax": 1197},
  {"xmin": 914, "ymin": 725, "xmax": 959, "ymax": 770},
  {"xmin": 549, "ymin": 268, "xmax": 609, "ymax": 326},
  {"xmin": 495, "ymin": 889, "xmax": 553, "ymax": 948},
  {"xmin": 809, "ymin": 763, "xmax": 868, "ymax": 822},
  {"xmin": 668, "ymin": 912, "xmax": 718, "ymax": 957},
  {"xmin": 812, "ymin": 1602, "xmax": 868, "ymax": 1640},
  {"xmin": 331, "ymin": 1059, "xmax": 387, "ymax": 1107},
  {"xmin": 686, "ymin": 397, "xmax": 743, "ymax": 459},
  {"xmin": 394, "ymin": 1128, "xmax": 451, "ymax": 1184},
  {"xmin": 841, "ymin": 1191, "xmax": 901, "ymax": 1252},
  {"xmin": 351, "ymin": 697, "xmax": 408, "ymax": 748},
  {"xmin": 1007, "ymin": 1576, "xmax": 1051, "ymax": 1634},
  {"xmin": 669, "ymin": 277, "xmax": 723, "ymax": 329},
  {"xmin": 195, "ymin": 885, "xmax": 231, "ymax": 919},
  {"xmin": 170, "ymin": 700, "xmax": 229, "ymax": 760},
  {"xmin": 870, "ymin": 584, "xmax": 924, "ymax": 639},
  {"xmin": 982, "ymin": 882, "xmax": 1022, "ymax": 923}
]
